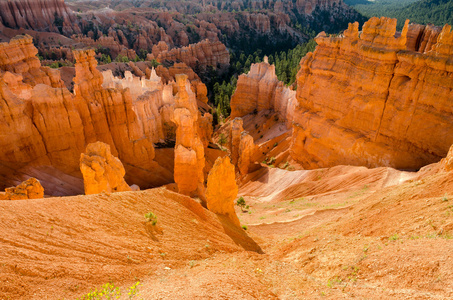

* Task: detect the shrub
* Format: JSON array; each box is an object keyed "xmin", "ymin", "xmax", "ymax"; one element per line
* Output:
[
  {"xmin": 236, "ymin": 196, "xmax": 247, "ymax": 212},
  {"xmin": 145, "ymin": 212, "xmax": 157, "ymax": 225}
]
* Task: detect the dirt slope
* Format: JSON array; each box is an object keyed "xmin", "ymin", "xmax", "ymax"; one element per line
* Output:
[
  {"xmin": 0, "ymin": 188, "xmax": 261, "ymax": 299},
  {"xmin": 1, "ymin": 163, "xmax": 452, "ymax": 299}
]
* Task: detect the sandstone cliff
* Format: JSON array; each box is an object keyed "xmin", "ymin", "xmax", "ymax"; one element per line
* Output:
[
  {"xmin": 230, "ymin": 60, "xmax": 296, "ymax": 128},
  {"xmin": 291, "ymin": 17, "xmax": 453, "ymax": 170}
]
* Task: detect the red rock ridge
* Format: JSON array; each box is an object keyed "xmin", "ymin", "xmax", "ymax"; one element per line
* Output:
[
  {"xmin": 150, "ymin": 39, "xmax": 230, "ymax": 72},
  {"xmin": 291, "ymin": 17, "xmax": 453, "ymax": 170},
  {"xmin": 0, "ymin": 0, "xmax": 80, "ymax": 35}
]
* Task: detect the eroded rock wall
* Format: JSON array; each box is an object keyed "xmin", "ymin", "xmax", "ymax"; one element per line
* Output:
[
  {"xmin": 291, "ymin": 17, "xmax": 453, "ymax": 170},
  {"xmin": 0, "ymin": 0, "xmax": 80, "ymax": 35},
  {"xmin": 0, "ymin": 35, "xmax": 209, "ymax": 194},
  {"xmin": 230, "ymin": 61, "xmax": 296, "ymax": 127},
  {"xmin": 150, "ymin": 39, "xmax": 230, "ymax": 72}
]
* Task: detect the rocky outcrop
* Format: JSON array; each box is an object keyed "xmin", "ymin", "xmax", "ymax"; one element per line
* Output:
[
  {"xmin": 80, "ymin": 142, "xmax": 132, "ymax": 195},
  {"xmin": 0, "ymin": 35, "xmax": 64, "ymax": 87},
  {"xmin": 0, "ymin": 0, "xmax": 80, "ymax": 35},
  {"xmin": 0, "ymin": 178, "xmax": 44, "ymax": 200},
  {"xmin": 442, "ymin": 144, "xmax": 453, "ymax": 172},
  {"xmin": 205, "ymin": 156, "xmax": 240, "ymax": 226},
  {"xmin": 172, "ymin": 74, "xmax": 206, "ymax": 198},
  {"xmin": 238, "ymin": 133, "xmax": 257, "ymax": 176},
  {"xmin": 406, "ymin": 23, "xmax": 442, "ymax": 53},
  {"xmin": 296, "ymin": 0, "xmax": 343, "ymax": 15},
  {"xmin": 228, "ymin": 118, "xmax": 258, "ymax": 176},
  {"xmin": 230, "ymin": 60, "xmax": 296, "ymax": 127},
  {"xmin": 291, "ymin": 17, "xmax": 453, "ymax": 170},
  {"xmin": 150, "ymin": 39, "xmax": 230, "ymax": 72}
]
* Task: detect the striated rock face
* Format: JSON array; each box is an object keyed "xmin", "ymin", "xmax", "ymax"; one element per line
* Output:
[
  {"xmin": 172, "ymin": 74, "xmax": 206, "ymax": 198},
  {"xmin": 205, "ymin": 156, "xmax": 240, "ymax": 226},
  {"xmin": 1, "ymin": 178, "xmax": 44, "ymax": 200},
  {"xmin": 150, "ymin": 39, "xmax": 230, "ymax": 72},
  {"xmin": 230, "ymin": 61, "xmax": 296, "ymax": 127},
  {"xmin": 406, "ymin": 23, "xmax": 442, "ymax": 53},
  {"xmin": 0, "ymin": 0, "xmax": 80, "ymax": 35},
  {"xmin": 291, "ymin": 17, "xmax": 453, "ymax": 170},
  {"xmin": 80, "ymin": 142, "xmax": 132, "ymax": 195}
]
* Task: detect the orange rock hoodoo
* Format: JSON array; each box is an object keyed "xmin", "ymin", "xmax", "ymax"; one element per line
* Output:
[
  {"xmin": 80, "ymin": 142, "xmax": 133, "ymax": 195},
  {"xmin": 229, "ymin": 118, "xmax": 257, "ymax": 176},
  {"xmin": 172, "ymin": 74, "xmax": 206, "ymax": 198},
  {"xmin": 205, "ymin": 156, "xmax": 240, "ymax": 226},
  {"xmin": 0, "ymin": 35, "xmax": 212, "ymax": 194},
  {"xmin": 291, "ymin": 17, "xmax": 453, "ymax": 170},
  {"xmin": 0, "ymin": 178, "xmax": 44, "ymax": 200}
]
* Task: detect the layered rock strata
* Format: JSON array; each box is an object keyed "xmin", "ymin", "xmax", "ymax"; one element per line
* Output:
[
  {"xmin": 291, "ymin": 17, "xmax": 453, "ymax": 170},
  {"xmin": 406, "ymin": 23, "xmax": 442, "ymax": 53},
  {"xmin": 80, "ymin": 142, "xmax": 132, "ymax": 195},
  {"xmin": 206, "ymin": 156, "xmax": 240, "ymax": 226}
]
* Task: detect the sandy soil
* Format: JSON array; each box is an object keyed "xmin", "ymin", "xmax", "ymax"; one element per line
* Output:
[{"xmin": 1, "ymin": 163, "xmax": 453, "ymax": 299}]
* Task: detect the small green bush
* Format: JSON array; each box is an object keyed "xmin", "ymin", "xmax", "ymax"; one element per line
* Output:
[{"xmin": 145, "ymin": 212, "xmax": 157, "ymax": 225}]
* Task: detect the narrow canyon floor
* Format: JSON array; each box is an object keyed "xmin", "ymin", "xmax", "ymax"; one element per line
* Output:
[{"xmin": 1, "ymin": 163, "xmax": 452, "ymax": 299}]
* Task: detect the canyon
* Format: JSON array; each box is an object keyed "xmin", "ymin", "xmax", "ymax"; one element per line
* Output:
[{"xmin": 0, "ymin": 0, "xmax": 452, "ymax": 298}]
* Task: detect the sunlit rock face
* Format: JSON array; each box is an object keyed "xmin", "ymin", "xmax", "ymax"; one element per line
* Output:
[
  {"xmin": 206, "ymin": 156, "xmax": 240, "ymax": 226},
  {"xmin": 80, "ymin": 142, "xmax": 133, "ymax": 195},
  {"xmin": 230, "ymin": 61, "xmax": 296, "ymax": 126},
  {"xmin": 172, "ymin": 74, "xmax": 206, "ymax": 198},
  {"xmin": 291, "ymin": 17, "xmax": 453, "ymax": 170},
  {"xmin": 0, "ymin": 178, "xmax": 44, "ymax": 200}
]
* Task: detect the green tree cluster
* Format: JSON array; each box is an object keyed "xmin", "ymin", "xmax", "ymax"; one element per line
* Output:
[{"xmin": 346, "ymin": 0, "xmax": 453, "ymax": 29}]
